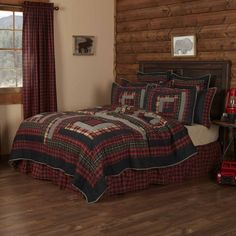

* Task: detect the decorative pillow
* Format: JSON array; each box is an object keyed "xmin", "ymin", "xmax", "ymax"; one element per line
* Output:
[
  {"xmin": 119, "ymin": 78, "xmax": 162, "ymax": 91},
  {"xmin": 170, "ymin": 73, "xmax": 211, "ymax": 91},
  {"xmin": 119, "ymin": 78, "xmax": 149, "ymax": 87},
  {"xmin": 137, "ymin": 71, "xmax": 171, "ymax": 86},
  {"xmin": 194, "ymin": 87, "xmax": 217, "ymax": 128},
  {"xmin": 144, "ymin": 87, "xmax": 197, "ymax": 125},
  {"xmin": 111, "ymin": 83, "xmax": 146, "ymax": 109}
]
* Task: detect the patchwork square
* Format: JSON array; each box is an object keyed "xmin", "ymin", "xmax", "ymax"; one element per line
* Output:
[
  {"xmin": 65, "ymin": 119, "xmax": 120, "ymax": 140},
  {"xmin": 155, "ymin": 96, "xmax": 179, "ymax": 117},
  {"xmin": 144, "ymin": 87, "xmax": 197, "ymax": 125},
  {"xmin": 111, "ymin": 83, "xmax": 146, "ymax": 109}
]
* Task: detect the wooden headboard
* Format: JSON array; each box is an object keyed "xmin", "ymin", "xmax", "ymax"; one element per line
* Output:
[{"xmin": 138, "ymin": 60, "xmax": 231, "ymax": 120}]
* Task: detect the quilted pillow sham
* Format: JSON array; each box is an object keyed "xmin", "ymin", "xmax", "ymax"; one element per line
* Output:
[
  {"xmin": 137, "ymin": 71, "xmax": 171, "ymax": 86},
  {"xmin": 119, "ymin": 78, "xmax": 149, "ymax": 87},
  {"xmin": 169, "ymin": 73, "xmax": 211, "ymax": 91},
  {"xmin": 119, "ymin": 78, "xmax": 163, "ymax": 90},
  {"xmin": 111, "ymin": 83, "xmax": 146, "ymax": 109},
  {"xmin": 144, "ymin": 87, "xmax": 197, "ymax": 125},
  {"xmin": 194, "ymin": 87, "xmax": 217, "ymax": 128}
]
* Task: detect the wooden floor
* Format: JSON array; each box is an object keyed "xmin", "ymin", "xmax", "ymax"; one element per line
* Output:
[{"xmin": 1, "ymin": 157, "xmax": 236, "ymax": 236}]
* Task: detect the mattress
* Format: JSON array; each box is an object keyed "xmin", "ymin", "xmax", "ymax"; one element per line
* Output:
[{"xmin": 185, "ymin": 124, "xmax": 219, "ymax": 146}]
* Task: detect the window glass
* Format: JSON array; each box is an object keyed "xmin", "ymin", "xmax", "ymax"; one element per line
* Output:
[
  {"xmin": 15, "ymin": 51, "xmax": 22, "ymax": 68},
  {"xmin": 0, "ymin": 69, "xmax": 17, "ymax": 87},
  {"xmin": 15, "ymin": 31, "xmax": 22, "ymax": 48},
  {"xmin": 0, "ymin": 11, "xmax": 13, "ymax": 29},
  {"xmin": 0, "ymin": 51, "xmax": 14, "ymax": 67},
  {"xmin": 16, "ymin": 69, "xmax": 22, "ymax": 87},
  {"xmin": 0, "ymin": 30, "xmax": 13, "ymax": 48},
  {"xmin": 0, "ymin": 10, "xmax": 22, "ymax": 88},
  {"xmin": 15, "ymin": 12, "xmax": 23, "ymax": 29}
]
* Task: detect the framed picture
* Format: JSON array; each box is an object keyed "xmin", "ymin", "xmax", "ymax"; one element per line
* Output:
[
  {"xmin": 171, "ymin": 35, "xmax": 196, "ymax": 57},
  {"xmin": 73, "ymin": 35, "xmax": 95, "ymax": 56}
]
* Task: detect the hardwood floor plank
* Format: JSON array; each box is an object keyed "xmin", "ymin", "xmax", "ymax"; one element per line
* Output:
[{"xmin": 1, "ymin": 157, "xmax": 236, "ymax": 235}]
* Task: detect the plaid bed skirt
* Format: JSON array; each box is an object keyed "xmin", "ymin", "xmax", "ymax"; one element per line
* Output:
[{"xmin": 16, "ymin": 141, "xmax": 221, "ymax": 199}]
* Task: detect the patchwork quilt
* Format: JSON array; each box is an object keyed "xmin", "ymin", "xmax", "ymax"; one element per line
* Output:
[{"xmin": 10, "ymin": 106, "xmax": 197, "ymax": 203}]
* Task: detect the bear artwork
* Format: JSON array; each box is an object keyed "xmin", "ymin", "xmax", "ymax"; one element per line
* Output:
[
  {"xmin": 174, "ymin": 38, "xmax": 193, "ymax": 55},
  {"xmin": 78, "ymin": 37, "xmax": 93, "ymax": 54}
]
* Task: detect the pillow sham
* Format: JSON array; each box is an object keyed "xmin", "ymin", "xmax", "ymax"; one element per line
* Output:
[
  {"xmin": 119, "ymin": 78, "xmax": 149, "ymax": 87},
  {"xmin": 144, "ymin": 87, "xmax": 197, "ymax": 125},
  {"xmin": 194, "ymin": 87, "xmax": 217, "ymax": 128},
  {"xmin": 119, "ymin": 78, "xmax": 162, "ymax": 90},
  {"xmin": 137, "ymin": 71, "xmax": 171, "ymax": 86},
  {"xmin": 169, "ymin": 73, "xmax": 211, "ymax": 91},
  {"xmin": 111, "ymin": 83, "xmax": 146, "ymax": 109}
]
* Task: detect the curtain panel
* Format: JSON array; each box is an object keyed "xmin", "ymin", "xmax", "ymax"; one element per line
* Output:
[{"xmin": 22, "ymin": 1, "xmax": 57, "ymax": 119}]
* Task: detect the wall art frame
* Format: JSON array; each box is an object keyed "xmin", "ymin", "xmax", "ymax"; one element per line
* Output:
[
  {"xmin": 73, "ymin": 35, "xmax": 95, "ymax": 56},
  {"xmin": 171, "ymin": 35, "xmax": 196, "ymax": 57}
]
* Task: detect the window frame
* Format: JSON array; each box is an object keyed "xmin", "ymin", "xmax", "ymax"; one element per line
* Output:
[{"xmin": 0, "ymin": 6, "xmax": 22, "ymax": 105}]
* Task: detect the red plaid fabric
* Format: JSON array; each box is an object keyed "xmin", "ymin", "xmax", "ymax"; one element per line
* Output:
[
  {"xmin": 111, "ymin": 83, "xmax": 146, "ymax": 109},
  {"xmin": 17, "ymin": 141, "xmax": 221, "ymax": 200},
  {"xmin": 23, "ymin": 1, "xmax": 57, "ymax": 119},
  {"xmin": 194, "ymin": 88, "xmax": 217, "ymax": 128},
  {"xmin": 137, "ymin": 72, "xmax": 170, "ymax": 86},
  {"xmin": 170, "ymin": 73, "xmax": 210, "ymax": 91},
  {"xmin": 145, "ymin": 87, "xmax": 197, "ymax": 125}
]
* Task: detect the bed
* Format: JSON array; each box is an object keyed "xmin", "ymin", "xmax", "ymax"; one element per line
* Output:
[{"xmin": 9, "ymin": 60, "xmax": 230, "ymax": 203}]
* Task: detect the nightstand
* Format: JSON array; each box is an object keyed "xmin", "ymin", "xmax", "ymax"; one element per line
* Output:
[{"xmin": 213, "ymin": 120, "xmax": 236, "ymax": 160}]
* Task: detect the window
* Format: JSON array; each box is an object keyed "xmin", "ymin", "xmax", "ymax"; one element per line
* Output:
[{"xmin": 0, "ymin": 9, "xmax": 23, "ymax": 104}]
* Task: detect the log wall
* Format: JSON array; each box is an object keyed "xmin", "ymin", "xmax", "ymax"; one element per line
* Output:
[{"xmin": 116, "ymin": 0, "xmax": 236, "ymax": 86}]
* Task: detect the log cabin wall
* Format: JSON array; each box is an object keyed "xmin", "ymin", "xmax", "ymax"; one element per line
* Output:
[{"xmin": 116, "ymin": 0, "xmax": 236, "ymax": 86}]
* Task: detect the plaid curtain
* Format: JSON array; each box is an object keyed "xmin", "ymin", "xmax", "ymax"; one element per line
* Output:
[{"xmin": 22, "ymin": 1, "xmax": 57, "ymax": 119}]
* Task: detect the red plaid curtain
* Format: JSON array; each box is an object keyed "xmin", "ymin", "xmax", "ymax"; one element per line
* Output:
[{"xmin": 22, "ymin": 1, "xmax": 57, "ymax": 119}]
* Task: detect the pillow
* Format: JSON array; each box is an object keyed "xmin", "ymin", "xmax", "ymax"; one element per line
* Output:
[
  {"xmin": 169, "ymin": 73, "xmax": 211, "ymax": 91},
  {"xmin": 144, "ymin": 87, "xmax": 197, "ymax": 125},
  {"xmin": 119, "ymin": 78, "xmax": 162, "ymax": 90},
  {"xmin": 137, "ymin": 71, "xmax": 171, "ymax": 86},
  {"xmin": 111, "ymin": 83, "xmax": 146, "ymax": 109},
  {"xmin": 119, "ymin": 78, "xmax": 149, "ymax": 87},
  {"xmin": 194, "ymin": 87, "xmax": 217, "ymax": 128}
]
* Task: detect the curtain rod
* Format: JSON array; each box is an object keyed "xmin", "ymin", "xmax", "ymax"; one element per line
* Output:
[{"xmin": 0, "ymin": 3, "xmax": 59, "ymax": 10}]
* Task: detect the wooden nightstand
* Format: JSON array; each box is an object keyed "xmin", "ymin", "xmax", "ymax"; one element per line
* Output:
[{"xmin": 213, "ymin": 120, "xmax": 236, "ymax": 160}]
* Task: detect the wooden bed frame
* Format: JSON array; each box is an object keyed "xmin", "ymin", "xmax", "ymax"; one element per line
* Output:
[{"xmin": 138, "ymin": 60, "xmax": 231, "ymax": 119}]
